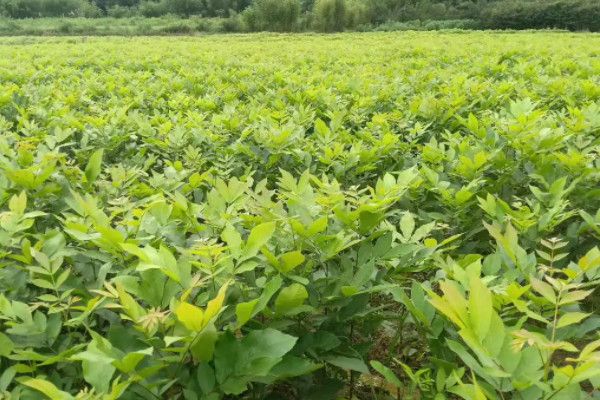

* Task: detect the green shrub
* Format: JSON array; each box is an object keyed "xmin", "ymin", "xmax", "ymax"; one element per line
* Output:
[
  {"xmin": 220, "ymin": 11, "xmax": 242, "ymax": 32},
  {"xmin": 75, "ymin": 1, "xmax": 103, "ymax": 17},
  {"xmin": 106, "ymin": 4, "xmax": 137, "ymax": 17},
  {"xmin": 345, "ymin": 0, "xmax": 369, "ymax": 30},
  {"xmin": 0, "ymin": 0, "xmax": 42, "ymax": 18},
  {"xmin": 139, "ymin": 0, "xmax": 168, "ymax": 17},
  {"xmin": 41, "ymin": 0, "xmax": 74, "ymax": 16},
  {"xmin": 159, "ymin": 20, "xmax": 192, "ymax": 32},
  {"xmin": 166, "ymin": 0, "xmax": 202, "ymax": 17},
  {"xmin": 0, "ymin": 18, "xmax": 22, "ymax": 32},
  {"xmin": 194, "ymin": 16, "xmax": 221, "ymax": 31},
  {"xmin": 58, "ymin": 20, "xmax": 73, "ymax": 31},
  {"xmin": 482, "ymin": 0, "xmax": 600, "ymax": 32},
  {"xmin": 0, "ymin": 30, "xmax": 600, "ymax": 400},
  {"xmin": 242, "ymin": 0, "xmax": 300, "ymax": 32},
  {"xmin": 372, "ymin": 18, "xmax": 478, "ymax": 31},
  {"xmin": 312, "ymin": 0, "xmax": 346, "ymax": 32},
  {"xmin": 423, "ymin": 18, "xmax": 479, "ymax": 30}
]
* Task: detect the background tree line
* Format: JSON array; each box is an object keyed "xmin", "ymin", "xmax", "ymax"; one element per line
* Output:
[{"xmin": 0, "ymin": 0, "xmax": 599, "ymax": 32}]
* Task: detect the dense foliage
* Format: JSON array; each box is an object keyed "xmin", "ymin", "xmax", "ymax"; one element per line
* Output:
[
  {"xmin": 1, "ymin": 0, "xmax": 600, "ymax": 32},
  {"xmin": 481, "ymin": 0, "xmax": 600, "ymax": 32},
  {"xmin": 0, "ymin": 16, "xmax": 481, "ymax": 35},
  {"xmin": 241, "ymin": 0, "xmax": 301, "ymax": 33},
  {"xmin": 1, "ymin": 32, "xmax": 600, "ymax": 400}
]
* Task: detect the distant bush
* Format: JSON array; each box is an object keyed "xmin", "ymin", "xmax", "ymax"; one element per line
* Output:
[
  {"xmin": 106, "ymin": 4, "xmax": 137, "ymax": 17},
  {"xmin": 202, "ymin": 0, "xmax": 251, "ymax": 18},
  {"xmin": 482, "ymin": 0, "xmax": 600, "ymax": 32},
  {"xmin": 403, "ymin": 0, "xmax": 455, "ymax": 21},
  {"xmin": 0, "ymin": 0, "xmax": 100, "ymax": 18},
  {"xmin": 58, "ymin": 20, "xmax": 73, "ymax": 31},
  {"xmin": 166, "ymin": 0, "xmax": 202, "ymax": 17},
  {"xmin": 312, "ymin": 0, "xmax": 346, "ymax": 32},
  {"xmin": 0, "ymin": 0, "xmax": 42, "ymax": 18},
  {"xmin": 345, "ymin": 0, "xmax": 369, "ymax": 30},
  {"xmin": 243, "ymin": 0, "xmax": 300, "ymax": 32},
  {"xmin": 221, "ymin": 11, "xmax": 242, "ymax": 31},
  {"xmin": 423, "ymin": 18, "xmax": 479, "ymax": 30},
  {"xmin": 194, "ymin": 16, "xmax": 220, "ymax": 31},
  {"xmin": 76, "ymin": 1, "xmax": 103, "ymax": 17},
  {"xmin": 0, "ymin": 17, "xmax": 21, "ymax": 32},
  {"xmin": 139, "ymin": 0, "xmax": 168, "ymax": 17},
  {"xmin": 159, "ymin": 20, "xmax": 192, "ymax": 32},
  {"xmin": 41, "ymin": 0, "xmax": 77, "ymax": 16},
  {"xmin": 373, "ymin": 18, "xmax": 479, "ymax": 31},
  {"xmin": 1, "ymin": 0, "xmax": 599, "ymax": 33}
]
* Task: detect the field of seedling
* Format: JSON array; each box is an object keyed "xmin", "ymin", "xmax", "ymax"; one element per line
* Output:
[{"xmin": 1, "ymin": 32, "xmax": 600, "ymax": 400}]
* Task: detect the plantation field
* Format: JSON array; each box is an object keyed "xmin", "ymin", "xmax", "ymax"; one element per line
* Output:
[{"xmin": 1, "ymin": 32, "xmax": 600, "ymax": 400}]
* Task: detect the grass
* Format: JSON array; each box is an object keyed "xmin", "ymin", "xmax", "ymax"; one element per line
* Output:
[{"xmin": 0, "ymin": 16, "xmax": 238, "ymax": 36}]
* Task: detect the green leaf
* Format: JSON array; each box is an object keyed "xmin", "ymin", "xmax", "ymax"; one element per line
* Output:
[
  {"xmin": 32, "ymin": 278, "xmax": 55, "ymax": 290},
  {"xmin": 307, "ymin": 216, "xmax": 328, "ymax": 236},
  {"xmin": 530, "ymin": 277, "xmax": 556, "ymax": 304},
  {"xmin": 242, "ymin": 328, "xmax": 298, "ymax": 360},
  {"xmin": 315, "ymin": 118, "xmax": 329, "ymax": 136},
  {"xmin": 82, "ymin": 359, "xmax": 115, "ymax": 394},
  {"xmin": 351, "ymin": 260, "xmax": 375, "ymax": 287},
  {"xmin": 113, "ymin": 349, "xmax": 152, "ymax": 374},
  {"xmin": 326, "ymin": 356, "xmax": 369, "ymax": 373},
  {"xmin": 242, "ymin": 222, "xmax": 276, "ymax": 260},
  {"xmin": 158, "ymin": 245, "xmax": 181, "ymax": 283},
  {"xmin": 116, "ymin": 283, "xmax": 142, "ymax": 321},
  {"xmin": 400, "ymin": 212, "xmax": 415, "ymax": 239},
  {"xmin": 468, "ymin": 277, "xmax": 493, "ymax": 340},
  {"xmin": 370, "ymin": 361, "xmax": 402, "ymax": 388},
  {"xmin": 253, "ymin": 275, "xmax": 282, "ymax": 318},
  {"xmin": 176, "ymin": 302, "xmax": 205, "ymax": 332},
  {"xmin": 0, "ymin": 367, "xmax": 16, "ymax": 392},
  {"xmin": 0, "ymin": 332, "xmax": 14, "ymax": 357},
  {"xmin": 164, "ymin": 336, "xmax": 185, "ymax": 347},
  {"xmin": 424, "ymin": 238, "xmax": 438, "ymax": 247},
  {"xmin": 203, "ymin": 282, "xmax": 229, "ymax": 326},
  {"xmin": 23, "ymin": 379, "xmax": 74, "ymax": 400},
  {"xmin": 6, "ymin": 169, "xmax": 36, "ymax": 189},
  {"xmin": 275, "ymin": 283, "xmax": 308, "ymax": 314},
  {"xmin": 482, "ymin": 366, "xmax": 511, "ymax": 378},
  {"xmin": 191, "ymin": 322, "xmax": 218, "ymax": 361},
  {"xmin": 481, "ymin": 312, "xmax": 506, "ymax": 358},
  {"xmin": 214, "ymin": 329, "xmax": 298, "ymax": 395},
  {"xmin": 222, "ymin": 224, "xmax": 242, "ymax": 258},
  {"xmin": 277, "ymin": 251, "xmax": 305, "ymax": 273},
  {"xmin": 446, "ymin": 340, "xmax": 486, "ymax": 379},
  {"xmin": 85, "ymin": 148, "xmax": 104, "ymax": 184},
  {"xmin": 257, "ymin": 356, "xmax": 323, "ymax": 383},
  {"xmin": 236, "ymin": 299, "xmax": 258, "ymax": 327},
  {"xmin": 359, "ymin": 210, "xmax": 382, "ymax": 234},
  {"xmin": 439, "ymin": 281, "xmax": 469, "ymax": 328},
  {"xmin": 8, "ymin": 191, "xmax": 27, "ymax": 214},
  {"xmin": 214, "ymin": 332, "xmax": 241, "ymax": 386},
  {"xmin": 197, "ymin": 362, "xmax": 216, "ymax": 394},
  {"xmin": 341, "ymin": 286, "xmax": 359, "ymax": 296},
  {"xmin": 557, "ymin": 312, "xmax": 591, "ymax": 329},
  {"xmin": 72, "ymin": 333, "xmax": 117, "ymax": 393},
  {"xmin": 559, "ymin": 290, "xmax": 593, "ymax": 305}
]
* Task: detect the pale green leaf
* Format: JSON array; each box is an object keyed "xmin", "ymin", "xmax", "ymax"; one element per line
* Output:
[
  {"xmin": 557, "ymin": 312, "xmax": 591, "ymax": 329},
  {"xmin": 242, "ymin": 222, "xmax": 276, "ymax": 259},
  {"xmin": 277, "ymin": 251, "xmax": 305, "ymax": 273},
  {"xmin": 23, "ymin": 379, "xmax": 74, "ymax": 400},
  {"xmin": 85, "ymin": 149, "xmax": 104, "ymax": 184}
]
